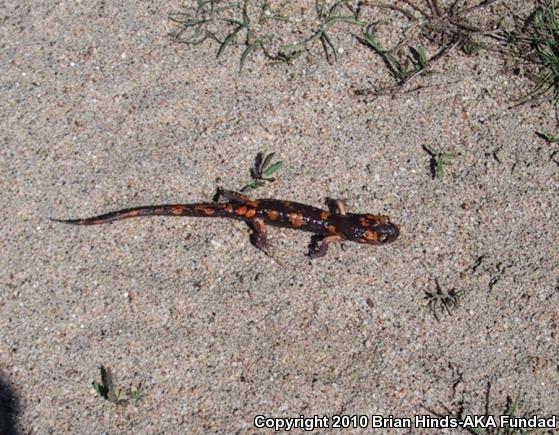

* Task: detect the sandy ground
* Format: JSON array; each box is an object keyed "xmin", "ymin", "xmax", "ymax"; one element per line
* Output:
[{"xmin": 1, "ymin": 0, "xmax": 558, "ymax": 433}]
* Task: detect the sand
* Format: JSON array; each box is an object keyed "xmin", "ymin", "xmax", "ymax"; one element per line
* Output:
[{"xmin": 1, "ymin": 0, "xmax": 558, "ymax": 433}]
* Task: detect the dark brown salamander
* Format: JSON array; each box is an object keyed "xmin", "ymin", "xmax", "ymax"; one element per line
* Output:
[{"xmin": 52, "ymin": 188, "xmax": 399, "ymax": 258}]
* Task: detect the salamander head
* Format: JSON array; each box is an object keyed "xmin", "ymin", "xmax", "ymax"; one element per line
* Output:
[{"xmin": 343, "ymin": 214, "xmax": 400, "ymax": 245}]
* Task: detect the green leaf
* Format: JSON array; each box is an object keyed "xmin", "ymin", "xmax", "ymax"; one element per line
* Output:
[
  {"xmin": 261, "ymin": 160, "xmax": 283, "ymax": 178},
  {"xmin": 462, "ymin": 42, "xmax": 483, "ymax": 56},
  {"xmin": 242, "ymin": 0, "xmax": 250, "ymax": 26},
  {"xmin": 127, "ymin": 384, "xmax": 146, "ymax": 406},
  {"xmin": 216, "ymin": 26, "xmax": 243, "ymax": 58},
  {"xmin": 362, "ymin": 31, "xmax": 383, "ymax": 52},
  {"xmin": 241, "ymin": 180, "xmax": 264, "ymax": 192},
  {"xmin": 93, "ymin": 381, "xmax": 109, "ymax": 400},
  {"xmin": 240, "ymin": 42, "xmax": 259, "ymax": 72},
  {"xmin": 278, "ymin": 41, "xmax": 307, "ymax": 59},
  {"xmin": 261, "ymin": 152, "xmax": 276, "ymax": 170},
  {"xmin": 536, "ymin": 131, "xmax": 559, "ymax": 142},
  {"xmin": 93, "ymin": 365, "xmax": 119, "ymax": 403},
  {"xmin": 423, "ymin": 143, "xmax": 436, "ymax": 155},
  {"xmin": 411, "ymin": 46, "xmax": 428, "ymax": 69}
]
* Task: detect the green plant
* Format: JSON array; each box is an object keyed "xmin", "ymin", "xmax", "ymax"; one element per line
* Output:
[
  {"xmin": 127, "ymin": 384, "xmax": 147, "ymax": 406},
  {"xmin": 275, "ymin": 0, "xmax": 365, "ymax": 63},
  {"xmin": 242, "ymin": 151, "xmax": 283, "ymax": 191},
  {"xmin": 492, "ymin": 395, "xmax": 540, "ymax": 435},
  {"xmin": 462, "ymin": 41, "xmax": 485, "ymax": 55},
  {"xmin": 381, "ymin": 0, "xmax": 498, "ymax": 50},
  {"xmin": 93, "ymin": 365, "xmax": 119, "ymax": 403},
  {"xmin": 92, "ymin": 365, "xmax": 146, "ymax": 406},
  {"xmin": 536, "ymin": 130, "xmax": 559, "ymax": 143},
  {"xmin": 169, "ymin": 1, "xmax": 236, "ymax": 45},
  {"xmin": 355, "ymin": 0, "xmax": 500, "ymax": 96},
  {"xmin": 427, "ymin": 382, "xmax": 542, "ymax": 434},
  {"xmin": 509, "ymin": 0, "xmax": 559, "ymax": 105},
  {"xmin": 535, "ymin": 130, "xmax": 559, "ymax": 164},
  {"xmin": 359, "ymin": 25, "xmax": 429, "ymax": 84},
  {"xmin": 423, "ymin": 144, "xmax": 456, "ymax": 180},
  {"xmin": 169, "ymin": 0, "xmax": 365, "ymax": 71},
  {"xmin": 424, "ymin": 278, "xmax": 461, "ymax": 321}
]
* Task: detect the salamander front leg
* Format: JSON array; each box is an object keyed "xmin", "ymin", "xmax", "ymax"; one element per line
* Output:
[
  {"xmin": 307, "ymin": 235, "xmax": 343, "ymax": 258},
  {"xmin": 325, "ymin": 198, "xmax": 347, "ymax": 215}
]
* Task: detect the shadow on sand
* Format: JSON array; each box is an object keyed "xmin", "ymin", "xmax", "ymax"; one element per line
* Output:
[{"xmin": 0, "ymin": 371, "xmax": 20, "ymax": 435}]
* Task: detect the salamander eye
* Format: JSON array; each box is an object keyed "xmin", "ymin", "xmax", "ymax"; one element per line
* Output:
[{"xmin": 378, "ymin": 233, "xmax": 388, "ymax": 242}]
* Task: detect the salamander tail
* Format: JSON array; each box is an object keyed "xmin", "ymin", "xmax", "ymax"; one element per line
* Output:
[{"xmin": 49, "ymin": 203, "xmax": 238, "ymax": 226}]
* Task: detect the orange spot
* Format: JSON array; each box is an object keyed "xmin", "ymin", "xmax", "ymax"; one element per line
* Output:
[
  {"xmin": 245, "ymin": 208, "xmax": 256, "ymax": 218},
  {"xmin": 203, "ymin": 207, "xmax": 215, "ymax": 215},
  {"xmin": 365, "ymin": 230, "xmax": 378, "ymax": 241},
  {"xmin": 328, "ymin": 225, "xmax": 338, "ymax": 235},
  {"xmin": 288, "ymin": 212, "xmax": 304, "ymax": 228},
  {"xmin": 235, "ymin": 205, "xmax": 247, "ymax": 216},
  {"xmin": 267, "ymin": 210, "xmax": 279, "ymax": 221},
  {"xmin": 171, "ymin": 207, "xmax": 184, "ymax": 215},
  {"xmin": 225, "ymin": 204, "xmax": 234, "ymax": 213},
  {"xmin": 320, "ymin": 210, "xmax": 330, "ymax": 221}
]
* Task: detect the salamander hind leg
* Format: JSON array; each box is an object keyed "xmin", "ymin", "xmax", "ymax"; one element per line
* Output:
[
  {"xmin": 248, "ymin": 219, "xmax": 284, "ymax": 267},
  {"xmin": 307, "ymin": 235, "xmax": 343, "ymax": 259},
  {"xmin": 214, "ymin": 187, "xmax": 253, "ymax": 203},
  {"xmin": 248, "ymin": 218, "xmax": 271, "ymax": 254}
]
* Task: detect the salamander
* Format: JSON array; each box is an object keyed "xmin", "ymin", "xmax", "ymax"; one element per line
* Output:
[{"xmin": 52, "ymin": 188, "xmax": 399, "ymax": 258}]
